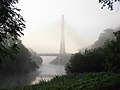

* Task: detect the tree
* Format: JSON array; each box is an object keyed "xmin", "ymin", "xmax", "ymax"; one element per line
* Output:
[
  {"xmin": 0, "ymin": 40, "xmax": 39, "ymax": 87},
  {"xmin": 0, "ymin": 0, "xmax": 25, "ymax": 63},
  {"xmin": 65, "ymin": 48, "xmax": 106, "ymax": 74},
  {"xmin": 0, "ymin": 40, "xmax": 39, "ymax": 75},
  {"xmin": 103, "ymin": 31, "xmax": 120, "ymax": 73},
  {"xmin": 65, "ymin": 30, "xmax": 120, "ymax": 74},
  {"xmin": 99, "ymin": 0, "xmax": 120, "ymax": 10},
  {"xmin": 29, "ymin": 48, "xmax": 43, "ymax": 66},
  {"xmin": 91, "ymin": 29, "xmax": 115, "ymax": 48}
]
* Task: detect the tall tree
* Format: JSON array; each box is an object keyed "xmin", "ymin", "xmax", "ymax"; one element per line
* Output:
[
  {"xmin": 0, "ymin": 0, "xmax": 25, "ymax": 63},
  {"xmin": 0, "ymin": 40, "xmax": 39, "ymax": 87},
  {"xmin": 65, "ymin": 30, "xmax": 120, "ymax": 74},
  {"xmin": 65, "ymin": 48, "xmax": 105, "ymax": 74},
  {"xmin": 103, "ymin": 31, "xmax": 120, "ymax": 73}
]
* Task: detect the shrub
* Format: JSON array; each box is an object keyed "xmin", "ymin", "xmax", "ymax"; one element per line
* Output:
[{"xmin": 65, "ymin": 48, "xmax": 105, "ymax": 74}]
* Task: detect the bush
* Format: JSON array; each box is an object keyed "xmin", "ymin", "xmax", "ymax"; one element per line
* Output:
[
  {"xmin": 3, "ymin": 72, "xmax": 120, "ymax": 90},
  {"xmin": 65, "ymin": 48, "xmax": 106, "ymax": 74},
  {"xmin": 65, "ymin": 30, "xmax": 120, "ymax": 74}
]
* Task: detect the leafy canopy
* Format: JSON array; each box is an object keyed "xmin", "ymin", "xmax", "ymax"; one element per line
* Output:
[
  {"xmin": 103, "ymin": 31, "xmax": 120, "ymax": 73},
  {"xmin": 0, "ymin": 0, "xmax": 25, "ymax": 62},
  {"xmin": 99, "ymin": 0, "xmax": 120, "ymax": 10},
  {"xmin": 65, "ymin": 30, "xmax": 120, "ymax": 74}
]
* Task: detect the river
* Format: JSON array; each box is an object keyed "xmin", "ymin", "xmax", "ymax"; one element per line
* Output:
[{"xmin": 32, "ymin": 56, "xmax": 66, "ymax": 84}]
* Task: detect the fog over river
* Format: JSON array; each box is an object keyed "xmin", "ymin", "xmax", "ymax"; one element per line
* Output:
[{"xmin": 32, "ymin": 56, "xmax": 66, "ymax": 84}]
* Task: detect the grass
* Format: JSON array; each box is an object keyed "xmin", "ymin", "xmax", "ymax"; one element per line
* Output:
[{"xmin": 1, "ymin": 72, "xmax": 120, "ymax": 90}]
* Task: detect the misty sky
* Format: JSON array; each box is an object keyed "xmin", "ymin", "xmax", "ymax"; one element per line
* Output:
[{"xmin": 18, "ymin": 0, "xmax": 120, "ymax": 53}]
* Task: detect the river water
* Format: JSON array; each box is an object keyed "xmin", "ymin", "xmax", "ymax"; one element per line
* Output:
[{"xmin": 32, "ymin": 56, "xmax": 66, "ymax": 84}]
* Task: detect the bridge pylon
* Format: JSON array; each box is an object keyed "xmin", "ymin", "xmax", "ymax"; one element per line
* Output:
[
  {"xmin": 60, "ymin": 15, "xmax": 65, "ymax": 55},
  {"xmin": 39, "ymin": 15, "xmax": 72, "ymax": 58}
]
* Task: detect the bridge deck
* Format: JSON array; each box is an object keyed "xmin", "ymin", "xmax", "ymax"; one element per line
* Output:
[{"xmin": 38, "ymin": 53, "xmax": 72, "ymax": 56}]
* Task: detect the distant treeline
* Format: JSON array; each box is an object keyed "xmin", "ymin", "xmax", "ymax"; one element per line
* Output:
[
  {"xmin": 65, "ymin": 28, "xmax": 120, "ymax": 74},
  {"xmin": 29, "ymin": 48, "xmax": 43, "ymax": 66},
  {"xmin": 50, "ymin": 28, "xmax": 118, "ymax": 66},
  {"xmin": 0, "ymin": 40, "xmax": 43, "ymax": 88}
]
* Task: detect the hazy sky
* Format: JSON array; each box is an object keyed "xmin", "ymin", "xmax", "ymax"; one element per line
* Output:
[{"xmin": 18, "ymin": 0, "xmax": 120, "ymax": 53}]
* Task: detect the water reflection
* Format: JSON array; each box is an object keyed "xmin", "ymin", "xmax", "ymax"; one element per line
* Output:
[
  {"xmin": 32, "ymin": 56, "xmax": 66, "ymax": 84},
  {"xmin": 40, "ymin": 64, "xmax": 65, "ymax": 75}
]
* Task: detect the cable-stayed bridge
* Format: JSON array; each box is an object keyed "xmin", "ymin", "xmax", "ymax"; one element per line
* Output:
[
  {"xmin": 38, "ymin": 53, "xmax": 72, "ymax": 56},
  {"xmin": 38, "ymin": 15, "xmax": 72, "ymax": 57}
]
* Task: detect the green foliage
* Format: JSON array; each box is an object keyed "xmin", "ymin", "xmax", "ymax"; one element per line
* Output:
[
  {"xmin": 29, "ymin": 49, "xmax": 43, "ymax": 66},
  {"xmin": 65, "ymin": 30, "xmax": 120, "ymax": 74},
  {"xmin": 0, "ymin": 0, "xmax": 25, "ymax": 63},
  {"xmin": 92, "ymin": 29, "xmax": 115, "ymax": 48},
  {"xmin": 0, "ymin": 41, "xmax": 37, "ymax": 76},
  {"xmin": 99, "ymin": 0, "xmax": 120, "ymax": 10},
  {"xmin": 65, "ymin": 48, "xmax": 105, "ymax": 74},
  {"xmin": 103, "ymin": 31, "xmax": 120, "ymax": 73},
  {"xmin": 0, "ymin": 40, "xmax": 39, "ymax": 88},
  {"xmin": 3, "ymin": 72, "xmax": 120, "ymax": 90}
]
